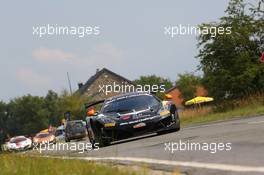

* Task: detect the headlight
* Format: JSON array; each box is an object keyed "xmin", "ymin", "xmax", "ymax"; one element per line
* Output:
[
  {"xmin": 101, "ymin": 118, "xmax": 116, "ymax": 127},
  {"xmin": 104, "ymin": 123, "xmax": 116, "ymax": 127},
  {"xmin": 159, "ymin": 110, "xmax": 170, "ymax": 117},
  {"xmin": 51, "ymin": 136, "xmax": 55, "ymax": 140}
]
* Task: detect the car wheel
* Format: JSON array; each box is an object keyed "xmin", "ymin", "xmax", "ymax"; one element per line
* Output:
[
  {"xmin": 98, "ymin": 138, "xmax": 111, "ymax": 147},
  {"xmin": 87, "ymin": 130, "xmax": 94, "ymax": 143},
  {"xmin": 94, "ymin": 129, "xmax": 110, "ymax": 147}
]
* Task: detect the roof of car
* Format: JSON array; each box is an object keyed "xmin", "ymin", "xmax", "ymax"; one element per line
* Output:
[
  {"xmin": 57, "ymin": 125, "xmax": 65, "ymax": 130},
  {"xmin": 11, "ymin": 136, "xmax": 26, "ymax": 140},
  {"xmin": 105, "ymin": 92, "xmax": 151, "ymax": 102},
  {"xmin": 84, "ymin": 92, "xmax": 154, "ymax": 109},
  {"xmin": 37, "ymin": 133, "xmax": 50, "ymax": 136}
]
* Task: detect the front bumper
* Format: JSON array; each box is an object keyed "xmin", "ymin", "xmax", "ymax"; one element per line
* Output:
[
  {"xmin": 102, "ymin": 115, "xmax": 179, "ymax": 140},
  {"xmin": 66, "ymin": 133, "xmax": 86, "ymax": 140}
]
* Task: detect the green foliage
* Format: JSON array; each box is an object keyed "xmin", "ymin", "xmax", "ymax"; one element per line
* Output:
[
  {"xmin": 0, "ymin": 101, "xmax": 7, "ymax": 151},
  {"xmin": 0, "ymin": 154, "xmax": 138, "ymax": 175},
  {"xmin": 44, "ymin": 90, "xmax": 60, "ymax": 126},
  {"xmin": 58, "ymin": 90, "xmax": 86, "ymax": 120},
  {"xmin": 7, "ymin": 95, "xmax": 49, "ymax": 136},
  {"xmin": 0, "ymin": 90, "xmax": 87, "ymax": 140},
  {"xmin": 197, "ymin": 0, "xmax": 264, "ymax": 101},
  {"xmin": 181, "ymin": 93, "xmax": 264, "ymax": 126},
  {"xmin": 134, "ymin": 75, "xmax": 173, "ymax": 89},
  {"xmin": 134, "ymin": 75, "xmax": 173, "ymax": 98},
  {"xmin": 176, "ymin": 73, "xmax": 202, "ymax": 100}
]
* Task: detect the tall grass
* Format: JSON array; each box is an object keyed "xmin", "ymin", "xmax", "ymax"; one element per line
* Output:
[
  {"xmin": 179, "ymin": 92, "xmax": 264, "ymax": 125},
  {"xmin": 0, "ymin": 154, "xmax": 139, "ymax": 175}
]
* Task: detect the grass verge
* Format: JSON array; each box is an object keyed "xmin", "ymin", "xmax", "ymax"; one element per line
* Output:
[
  {"xmin": 180, "ymin": 103, "xmax": 264, "ymax": 126},
  {"xmin": 0, "ymin": 154, "xmax": 142, "ymax": 175}
]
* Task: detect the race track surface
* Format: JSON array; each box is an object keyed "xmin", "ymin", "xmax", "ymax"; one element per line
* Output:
[{"xmin": 38, "ymin": 115, "xmax": 264, "ymax": 175}]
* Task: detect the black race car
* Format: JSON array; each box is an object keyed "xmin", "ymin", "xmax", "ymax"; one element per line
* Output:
[{"xmin": 85, "ymin": 92, "xmax": 180, "ymax": 147}]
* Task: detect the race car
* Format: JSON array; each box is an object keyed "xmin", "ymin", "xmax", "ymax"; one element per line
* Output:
[
  {"xmin": 85, "ymin": 92, "xmax": 180, "ymax": 147},
  {"xmin": 6, "ymin": 136, "xmax": 32, "ymax": 151},
  {"xmin": 33, "ymin": 132, "xmax": 56, "ymax": 145}
]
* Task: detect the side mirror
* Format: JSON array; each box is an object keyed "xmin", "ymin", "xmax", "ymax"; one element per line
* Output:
[
  {"xmin": 164, "ymin": 94, "xmax": 172, "ymax": 100},
  {"xmin": 87, "ymin": 109, "xmax": 95, "ymax": 116}
]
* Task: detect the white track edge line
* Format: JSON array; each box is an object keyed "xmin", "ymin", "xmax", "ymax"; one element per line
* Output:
[{"xmin": 43, "ymin": 155, "xmax": 264, "ymax": 173}]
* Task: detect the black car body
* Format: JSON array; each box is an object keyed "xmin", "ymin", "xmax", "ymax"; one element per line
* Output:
[
  {"xmin": 86, "ymin": 92, "xmax": 180, "ymax": 147},
  {"xmin": 65, "ymin": 120, "xmax": 86, "ymax": 142}
]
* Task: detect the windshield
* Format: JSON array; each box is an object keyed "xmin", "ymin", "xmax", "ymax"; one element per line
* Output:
[
  {"xmin": 74, "ymin": 122, "xmax": 84, "ymax": 128},
  {"xmin": 36, "ymin": 133, "xmax": 50, "ymax": 138},
  {"xmin": 102, "ymin": 95, "xmax": 160, "ymax": 114},
  {"xmin": 10, "ymin": 137, "xmax": 26, "ymax": 143},
  {"xmin": 66, "ymin": 121, "xmax": 84, "ymax": 130},
  {"xmin": 55, "ymin": 130, "xmax": 64, "ymax": 136}
]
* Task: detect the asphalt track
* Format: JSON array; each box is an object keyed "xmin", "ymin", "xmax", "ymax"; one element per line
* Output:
[{"xmin": 39, "ymin": 115, "xmax": 264, "ymax": 175}]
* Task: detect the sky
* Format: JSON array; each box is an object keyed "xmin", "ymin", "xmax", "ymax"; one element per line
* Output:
[{"xmin": 0, "ymin": 0, "xmax": 230, "ymax": 102}]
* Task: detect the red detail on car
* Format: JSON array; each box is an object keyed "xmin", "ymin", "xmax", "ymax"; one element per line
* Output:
[{"xmin": 121, "ymin": 115, "xmax": 131, "ymax": 120}]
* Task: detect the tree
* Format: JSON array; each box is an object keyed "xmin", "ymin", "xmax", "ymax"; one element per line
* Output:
[
  {"xmin": 134, "ymin": 75, "xmax": 173, "ymax": 90},
  {"xmin": 0, "ymin": 90, "xmax": 89, "ymax": 140},
  {"xmin": 0, "ymin": 101, "xmax": 7, "ymax": 151},
  {"xmin": 197, "ymin": 0, "xmax": 264, "ymax": 101},
  {"xmin": 58, "ymin": 90, "xmax": 86, "ymax": 121},
  {"xmin": 134, "ymin": 75, "xmax": 173, "ymax": 98},
  {"xmin": 176, "ymin": 73, "xmax": 202, "ymax": 100},
  {"xmin": 44, "ymin": 90, "xmax": 61, "ymax": 126},
  {"xmin": 7, "ymin": 95, "xmax": 49, "ymax": 136}
]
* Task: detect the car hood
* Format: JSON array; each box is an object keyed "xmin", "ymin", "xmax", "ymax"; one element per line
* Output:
[
  {"xmin": 7, "ymin": 140, "xmax": 31, "ymax": 148},
  {"xmin": 99, "ymin": 108, "xmax": 160, "ymax": 123}
]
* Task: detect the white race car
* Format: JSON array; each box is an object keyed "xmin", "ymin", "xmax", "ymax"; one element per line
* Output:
[{"xmin": 7, "ymin": 136, "xmax": 32, "ymax": 151}]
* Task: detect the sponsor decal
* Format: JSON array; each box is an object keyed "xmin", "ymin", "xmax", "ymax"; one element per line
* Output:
[
  {"xmin": 120, "ymin": 116, "xmax": 158, "ymax": 126},
  {"xmin": 120, "ymin": 115, "xmax": 131, "ymax": 120},
  {"xmin": 133, "ymin": 113, "xmax": 151, "ymax": 119},
  {"xmin": 133, "ymin": 122, "xmax": 146, "ymax": 128},
  {"xmin": 104, "ymin": 123, "xmax": 116, "ymax": 127}
]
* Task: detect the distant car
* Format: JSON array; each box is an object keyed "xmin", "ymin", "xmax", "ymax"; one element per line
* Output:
[
  {"xmin": 33, "ymin": 133, "xmax": 56, "ymax": 145},
  {"xmin": 65, "ymin": 120, "xmax": 86, "ymax": 142},
  {"xmin": 85, "ymin": 92, "xmax": 180, "ymax": 147},
  {"xmin": 7, "ymin": 136, "xmax": 32, "ymax": 151},
  {"xmin": 55, "ymin": 125, "xmax": 65, "ymax": 142}
]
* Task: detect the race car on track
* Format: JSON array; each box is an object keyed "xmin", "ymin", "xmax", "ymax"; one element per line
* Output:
[
  {"xmin": 6, "ymin": 136, "xmax": 32, "ymax": 151},
  {"xmin": 33, "ymin": 132, "xmax": 56, "ymax": 145},
  {"xmin": 85, "ymin": 92, "xmax": 180, "ymax": 147}
]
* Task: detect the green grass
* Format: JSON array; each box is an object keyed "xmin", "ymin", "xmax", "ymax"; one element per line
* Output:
[
  {"xmin": 0, "ymin": 154, "xmax": 141, "ymax": 175},
  {"xmin": 180, "ymin": 103, "xmax": 264, "ymax": 126}
]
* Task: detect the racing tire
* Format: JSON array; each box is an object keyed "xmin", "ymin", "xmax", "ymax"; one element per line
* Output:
[
  {"xmin": 94, "ymin": 132, "xmax": 111, "ymax": 148},
  {"xmin": 92, "ymin": 127, "xmax": 111, "ymax": 148}
]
